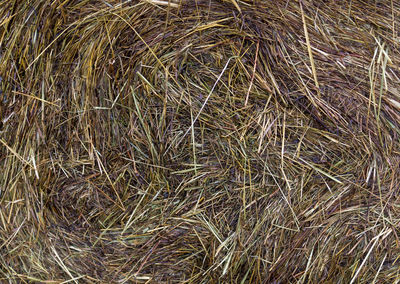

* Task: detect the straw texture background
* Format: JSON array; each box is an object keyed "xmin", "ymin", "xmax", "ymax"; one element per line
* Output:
[{"xmin": 1, "ymin": 0, "xmax": 400, "ymax": 283}]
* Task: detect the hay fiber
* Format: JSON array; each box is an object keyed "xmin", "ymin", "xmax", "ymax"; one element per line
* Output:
[{"xmin": 1, "ymin": 0, "xmax": 400, "ymax": 283}]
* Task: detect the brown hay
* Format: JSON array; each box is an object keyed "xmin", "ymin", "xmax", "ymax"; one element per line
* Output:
[{"xmin": 1, "ymin": 0, "xmax": 400, "ymax": 283}]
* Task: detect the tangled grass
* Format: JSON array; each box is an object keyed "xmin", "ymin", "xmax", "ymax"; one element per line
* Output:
[{"xmin": 1, "ymin": 0, "xmax": 400, "ymax": 283}]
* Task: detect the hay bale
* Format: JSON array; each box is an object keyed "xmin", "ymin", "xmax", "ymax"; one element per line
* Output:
[{"xmin": 1, "ymin": 0, "xmax": 399, "ymax": 282}]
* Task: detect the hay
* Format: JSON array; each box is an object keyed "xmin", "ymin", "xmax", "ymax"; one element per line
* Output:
[{"xmin": 1, "ymin": 0, "xmax": 400, "ymax": 282}]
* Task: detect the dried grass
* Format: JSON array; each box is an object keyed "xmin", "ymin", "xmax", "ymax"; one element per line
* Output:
[{"xmin": 1, "ymin": 0, "xmax": 400, "ymax": 283}]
